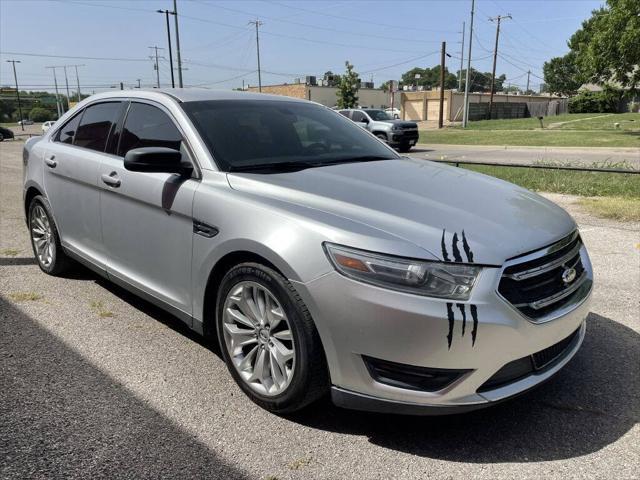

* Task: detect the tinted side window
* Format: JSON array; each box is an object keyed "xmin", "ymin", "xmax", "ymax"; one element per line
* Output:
[
  {"xmin": 55, "ymin": 113, "xmax": 82, "ymax": 144},
  {"xmin": 338, "ymin": 110, "xmax": 350, "ymax": 118},
  {"xmin": 118, "ymin": 103, "xmax": 182, "ymax": 157},
  {"xmin": 74, "ymin": 102, "xmax": 122, "ymax": 152},
  {"xmin": 351, "ymin": 111, "xmax": 365, "ymax": 122}
]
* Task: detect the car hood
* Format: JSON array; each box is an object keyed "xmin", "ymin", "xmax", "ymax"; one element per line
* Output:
[{"xmin": 227, "ymin": 158, "xmax": 576, "ymax": 265}]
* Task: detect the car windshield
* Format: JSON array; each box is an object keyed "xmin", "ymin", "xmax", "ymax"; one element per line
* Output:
[
  {"xmin": 364, "ymin": 110, "xmax": 393, "ymax": 121},
  {"xmin": 182, "ymin": 100, "xmax": 398, "ymax": 171}
]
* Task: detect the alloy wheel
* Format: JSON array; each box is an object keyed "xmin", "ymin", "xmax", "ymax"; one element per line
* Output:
[
  {"xmin": 30, "ymin": 204, "xmax": 54, "ymax": 268},
  {"xmin": 222, "ymin": 281, "xmax": 295, "ymax": 396}
]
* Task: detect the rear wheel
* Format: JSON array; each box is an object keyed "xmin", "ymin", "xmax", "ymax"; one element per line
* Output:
[
  {"xmin": 28, "ymin": 195, "xmax": 72, "ymax": 275},
  {"xmin": 216, "ymin": 262, "xmax": 328, "ymax": 413}
]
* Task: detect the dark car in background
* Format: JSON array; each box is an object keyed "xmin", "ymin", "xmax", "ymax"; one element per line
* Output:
[{"xmin": 0, "ymin": 126, "xmax": 15, "ymax": 141}]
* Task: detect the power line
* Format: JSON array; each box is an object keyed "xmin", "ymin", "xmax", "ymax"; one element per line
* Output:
[
  {"xmin": 0, "ymin": 51, "xmax": 148, "ymax": 62},
  {"xmin": 265, "ymin": 0, "xmax": 458, "ymax": 34},
  {"xmin": 199, "ymin": 1, "xmax": 454, "ymax": 44}
]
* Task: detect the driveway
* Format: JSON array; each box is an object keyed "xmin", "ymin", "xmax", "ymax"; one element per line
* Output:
[
  {"xmin": 1, "ymin": 141, "xmax": 638, "ymax": 479},
  {"xmin": 413, "ymin": 144, "xmax": 640, "ymax": 170}
]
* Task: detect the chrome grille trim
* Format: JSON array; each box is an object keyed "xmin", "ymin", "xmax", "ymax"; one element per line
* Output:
[
  {"xmin": 496, "ymin": 230, "xmax": 593, "ymax": 323},
  {"xmin": 512, "ymin": 270, "xmax": 587, "ymax": 310},
  {"xmin": 502, "ymin": 241, "xmax": 582, "ymax": 281}
]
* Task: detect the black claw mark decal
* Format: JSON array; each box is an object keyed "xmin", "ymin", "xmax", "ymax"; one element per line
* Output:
[
  {"xmin": 441, "ymin": 229, "xmax": 451, "ymax": 262},
  {"xmin": 457, "ymin": 303, "xmax": 467, "ymax": 337},
  {"xmin": 441, "ymin": 229, "xmax": 478, "ymax": 349},
  {"xmin": 452, "ymin": 232, "xmax": 463, "ymax": 262},
  {"xmin": 470, "ymin": 305, "xmax": 479, "ymax": 346},
  {"xmin": 462, "ymin": 230, "xmax": 474, "ymax": 263},
  {"xmin": 446, "ymin": 303, "xmax": 455, "ymax": 349}
]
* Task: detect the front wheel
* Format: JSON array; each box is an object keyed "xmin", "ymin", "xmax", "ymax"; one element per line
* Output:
[
  {"xmin": 375, "ymin": 133, "xmax": 388, "ymax": 143},
  {"xmin": 216, "ymin": 263, "xmax": 329, "ymax": 413}
]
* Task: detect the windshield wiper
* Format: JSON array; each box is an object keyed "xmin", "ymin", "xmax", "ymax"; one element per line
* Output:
[
  {"xmin": 228, "ymin": 156, "xmax": 395, "ymax": 173},
  {"xmin": 228, "ymin": 161, "xmax": 321, "ymax": 172}
]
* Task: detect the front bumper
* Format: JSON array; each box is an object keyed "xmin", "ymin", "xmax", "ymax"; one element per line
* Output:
[
  {"xmin": 291, "ymin": 250, "xmax": 592, "ymax": 414},
  {"xmin": 387, "ymin": 129, "xmax": 419, "ymax": 145}
]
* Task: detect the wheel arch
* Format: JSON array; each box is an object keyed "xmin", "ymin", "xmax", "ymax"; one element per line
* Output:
[
  {"xmin": 24, "ymin": 184, "xmax": 44, "ymax": 223},
  {"xmin": 201, "ymin": 250, "xmax": 284, "ymax": 342}
]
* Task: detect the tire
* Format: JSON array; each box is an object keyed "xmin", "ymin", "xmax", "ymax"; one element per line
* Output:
[
  {"xmin": 375, "ymin": 133, "xmax": 388, "ymax": 143},
  {"xmin": 0, "ymin": 133, "xmax": 4, "ymax": 142},
  {"xmin": 397, "ymin": 144, "xmax": 412, "ymax": 153},
  {"xmin": 216, "ymin": 262, "xmax": 329, "ymax": 414},
  {"xmin": 28, "ymin": 195, "xmax": 73, "ymax": 275}
]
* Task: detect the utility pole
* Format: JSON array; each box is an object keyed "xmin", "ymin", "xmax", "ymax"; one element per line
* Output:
[
  {"xmin": 249, "ymin": 19, "xmax": 264, "ymax": 92},
  {"xmin": 173, "ymin": 0, "xmax": 183, "ymax": 87},
  {"xmin": 487, "ymin": 14, "xmax": 512, "ymax": 119},
  {"xmin": 6, "ymin": 60, "xmax": 24, "ymax": 130},
  {"xmin": 462, "ymin": 0, "xmax": 475, "ymax": 128},
  {"xmin": 157, "ymin": 9, "xmax": 176, "ymax": 88},
  {"xmin": 526, "ymin": 70, "xmax": 531, "ymax": 93},
  {"xmin": 46, "ymin": 66, "xmax": 63, "ymax": 118},
  {"xmin": 458, "ymin": 21, "xmax": 465, "ymax": 91},
  {"xmin": 69, "ymin": 64, "xmax": 84, "ymax": 102},
  {"xmin": 438, "ymin": 42, "xmax": 446, "ymax": 129},
  {"xmin": 62, "ymin": 66, "xmax": 71, "ymax": 111},
  {"xmin": 149, "ymin": 46, "xmax": 162, "ymax": 88}
]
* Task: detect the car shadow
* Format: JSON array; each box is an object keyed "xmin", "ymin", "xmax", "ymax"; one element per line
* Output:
[
  {"xmin": 0, "ymin": 296, "xmax": 246, "ymax": 479},
  {"xmin": 287, "ymin": 312, "xmax": 639, "ymax": 463},
  {"xmin": 13, "ymin": 258, "xmax": 637, "ymax": 466},
  {"xmin": 0, "ymin": 256, "xmax": 37, "ymax": 266}
]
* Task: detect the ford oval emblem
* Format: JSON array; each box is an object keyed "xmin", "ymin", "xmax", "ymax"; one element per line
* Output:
[{"xmin": 562, "ymin": 267, "xmax": 577, "ymax": 284}]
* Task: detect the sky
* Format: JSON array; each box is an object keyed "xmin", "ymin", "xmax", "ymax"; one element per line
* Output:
[{"xmin": 0, "ymin": 0, "xmax": 604, "ymax": 94}]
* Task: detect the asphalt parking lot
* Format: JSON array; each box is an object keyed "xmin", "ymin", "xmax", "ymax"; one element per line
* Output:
[{"xmin": 1, "ymin": 139, "xmax": 638, "ymax": 479}]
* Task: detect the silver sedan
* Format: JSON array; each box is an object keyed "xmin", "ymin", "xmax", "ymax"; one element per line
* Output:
[{"xmin": 22, "ymin": 89, "xmax": 592, "ymax": 414}]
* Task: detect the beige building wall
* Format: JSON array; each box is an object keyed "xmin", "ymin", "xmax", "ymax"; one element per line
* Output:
[
  {"xmin": 401, "ymin": 90, "xmax": 564, "ymax": 122},
  {"xmin": 247, "ymin": 84, "xmax": 400, "ymax": 109}
]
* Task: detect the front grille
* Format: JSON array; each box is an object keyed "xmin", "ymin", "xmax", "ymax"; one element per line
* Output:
[
  {"xmin": 498, "ymin": 232, "xmax": 590, "ymax": 320},
  {"xmin": 478, "ymin": 326, "xmax": 581, "ymax": 392}
]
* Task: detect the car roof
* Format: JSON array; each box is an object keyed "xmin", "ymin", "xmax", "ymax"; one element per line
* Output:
[{"xmin": 82, "ymin": 88, "xmax": 309, "ymax": 104}]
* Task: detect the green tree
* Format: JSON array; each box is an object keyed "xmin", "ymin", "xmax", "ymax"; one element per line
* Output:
[
  {"xmin": 336, "ymin": 61, "xmax": 359, "ymax": 108},
  {"xmin": 323, "ymin": 71, "xmax": 341, "ymax": 87},
  {"xmin": 400, "ymin": 65, "xmax": 457, "ymax": 90},
  {"xmin": 543, "ymin": 53, "xmax": 583, "ymax": 96},
  {"xmin": 457, "ymin": 68, "xmax": 505, "ymax": 93},
  {"xmin": 568, "ymin": 0, "xmax": 640, "ymax": 91},
  {"xmin": 29, "ymin": 107, "xmax": 52, "ymax": 122}
]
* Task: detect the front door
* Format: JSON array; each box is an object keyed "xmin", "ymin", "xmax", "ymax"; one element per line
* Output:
[{"xmin": 99, "ymin": 100, "xmax": 198, "ymax": 317}]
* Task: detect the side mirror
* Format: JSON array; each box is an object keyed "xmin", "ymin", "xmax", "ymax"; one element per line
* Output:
[
  {"xmin": 361, "ymin": 117, "xmax": 370, "ymax": 124},
  {"xmin": 124, "ymin": 147, "xmax": 192, "ymax": 175}
]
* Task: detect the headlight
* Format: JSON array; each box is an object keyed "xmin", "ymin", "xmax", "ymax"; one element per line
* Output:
[{"xmin": 324, "ymin": 243, "xmax": 481, "ymax": 300}]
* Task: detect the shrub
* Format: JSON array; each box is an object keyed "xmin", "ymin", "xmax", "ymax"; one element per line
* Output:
[
  {"xmin": 28, "ymin": 107, "xmax": 52, "ymax": 122},
  {"xmin": 569, "ymin": 88, "xmax": 622, "ymax": 113}
]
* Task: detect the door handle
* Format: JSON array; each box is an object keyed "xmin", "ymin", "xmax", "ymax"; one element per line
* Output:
[
  {"xmin": 101, "ymin": 172, "xmax": 121, "ymax": 188},
  {"xmin": 44, "ymin": 156, "xmax": 57, "ymax": 168}
]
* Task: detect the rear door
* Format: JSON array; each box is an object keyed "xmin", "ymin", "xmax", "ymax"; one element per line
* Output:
[
  {"xmin": 99, "ymin": 100, "xmax": 198, "ymax": 317},
  {"xmin": 43, "ymin": 101, "xmax": 125, "ymax": 267}
]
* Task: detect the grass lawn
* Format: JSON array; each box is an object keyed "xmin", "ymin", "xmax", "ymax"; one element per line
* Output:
[
  {"xmin": 420, "ymin": 113, "xmax": 640, "ymax": 147},
  {"xmin": 453, "ymin": 163, "xmax": 640, "ymax": 221}
]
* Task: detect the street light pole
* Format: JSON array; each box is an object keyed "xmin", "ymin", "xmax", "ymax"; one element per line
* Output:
[
  {"xmin": 62, "ymin": 66, "xmax": 71, "ymax": 110},
  {"xmin": 157, "ymin": 9, "xmax": 175, "ymax": 88},
  {"xmin": 462, "ymin": 0, "xmax": 475, "ymax": 128},
  {"xmin": 6, "ymin": 60, "xmax": 24, "ymax": 130},
  {"xmin": 45, "ymin": 66, "xmax": 63, "ymax": 117},
  {"xmin": 249, "ymin": 19, "xmax": 264, "ymax": 92},
  {"xmin": 71, "ymin": 64, "xmax": 84, "ymax": 102},
  {"xmin": 487, "ymin": 14, "xmax": 512, "ymax": 119},
  {"xmin": 173, "ymin": 0, "xmax": 183, "ymax": 87}
]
